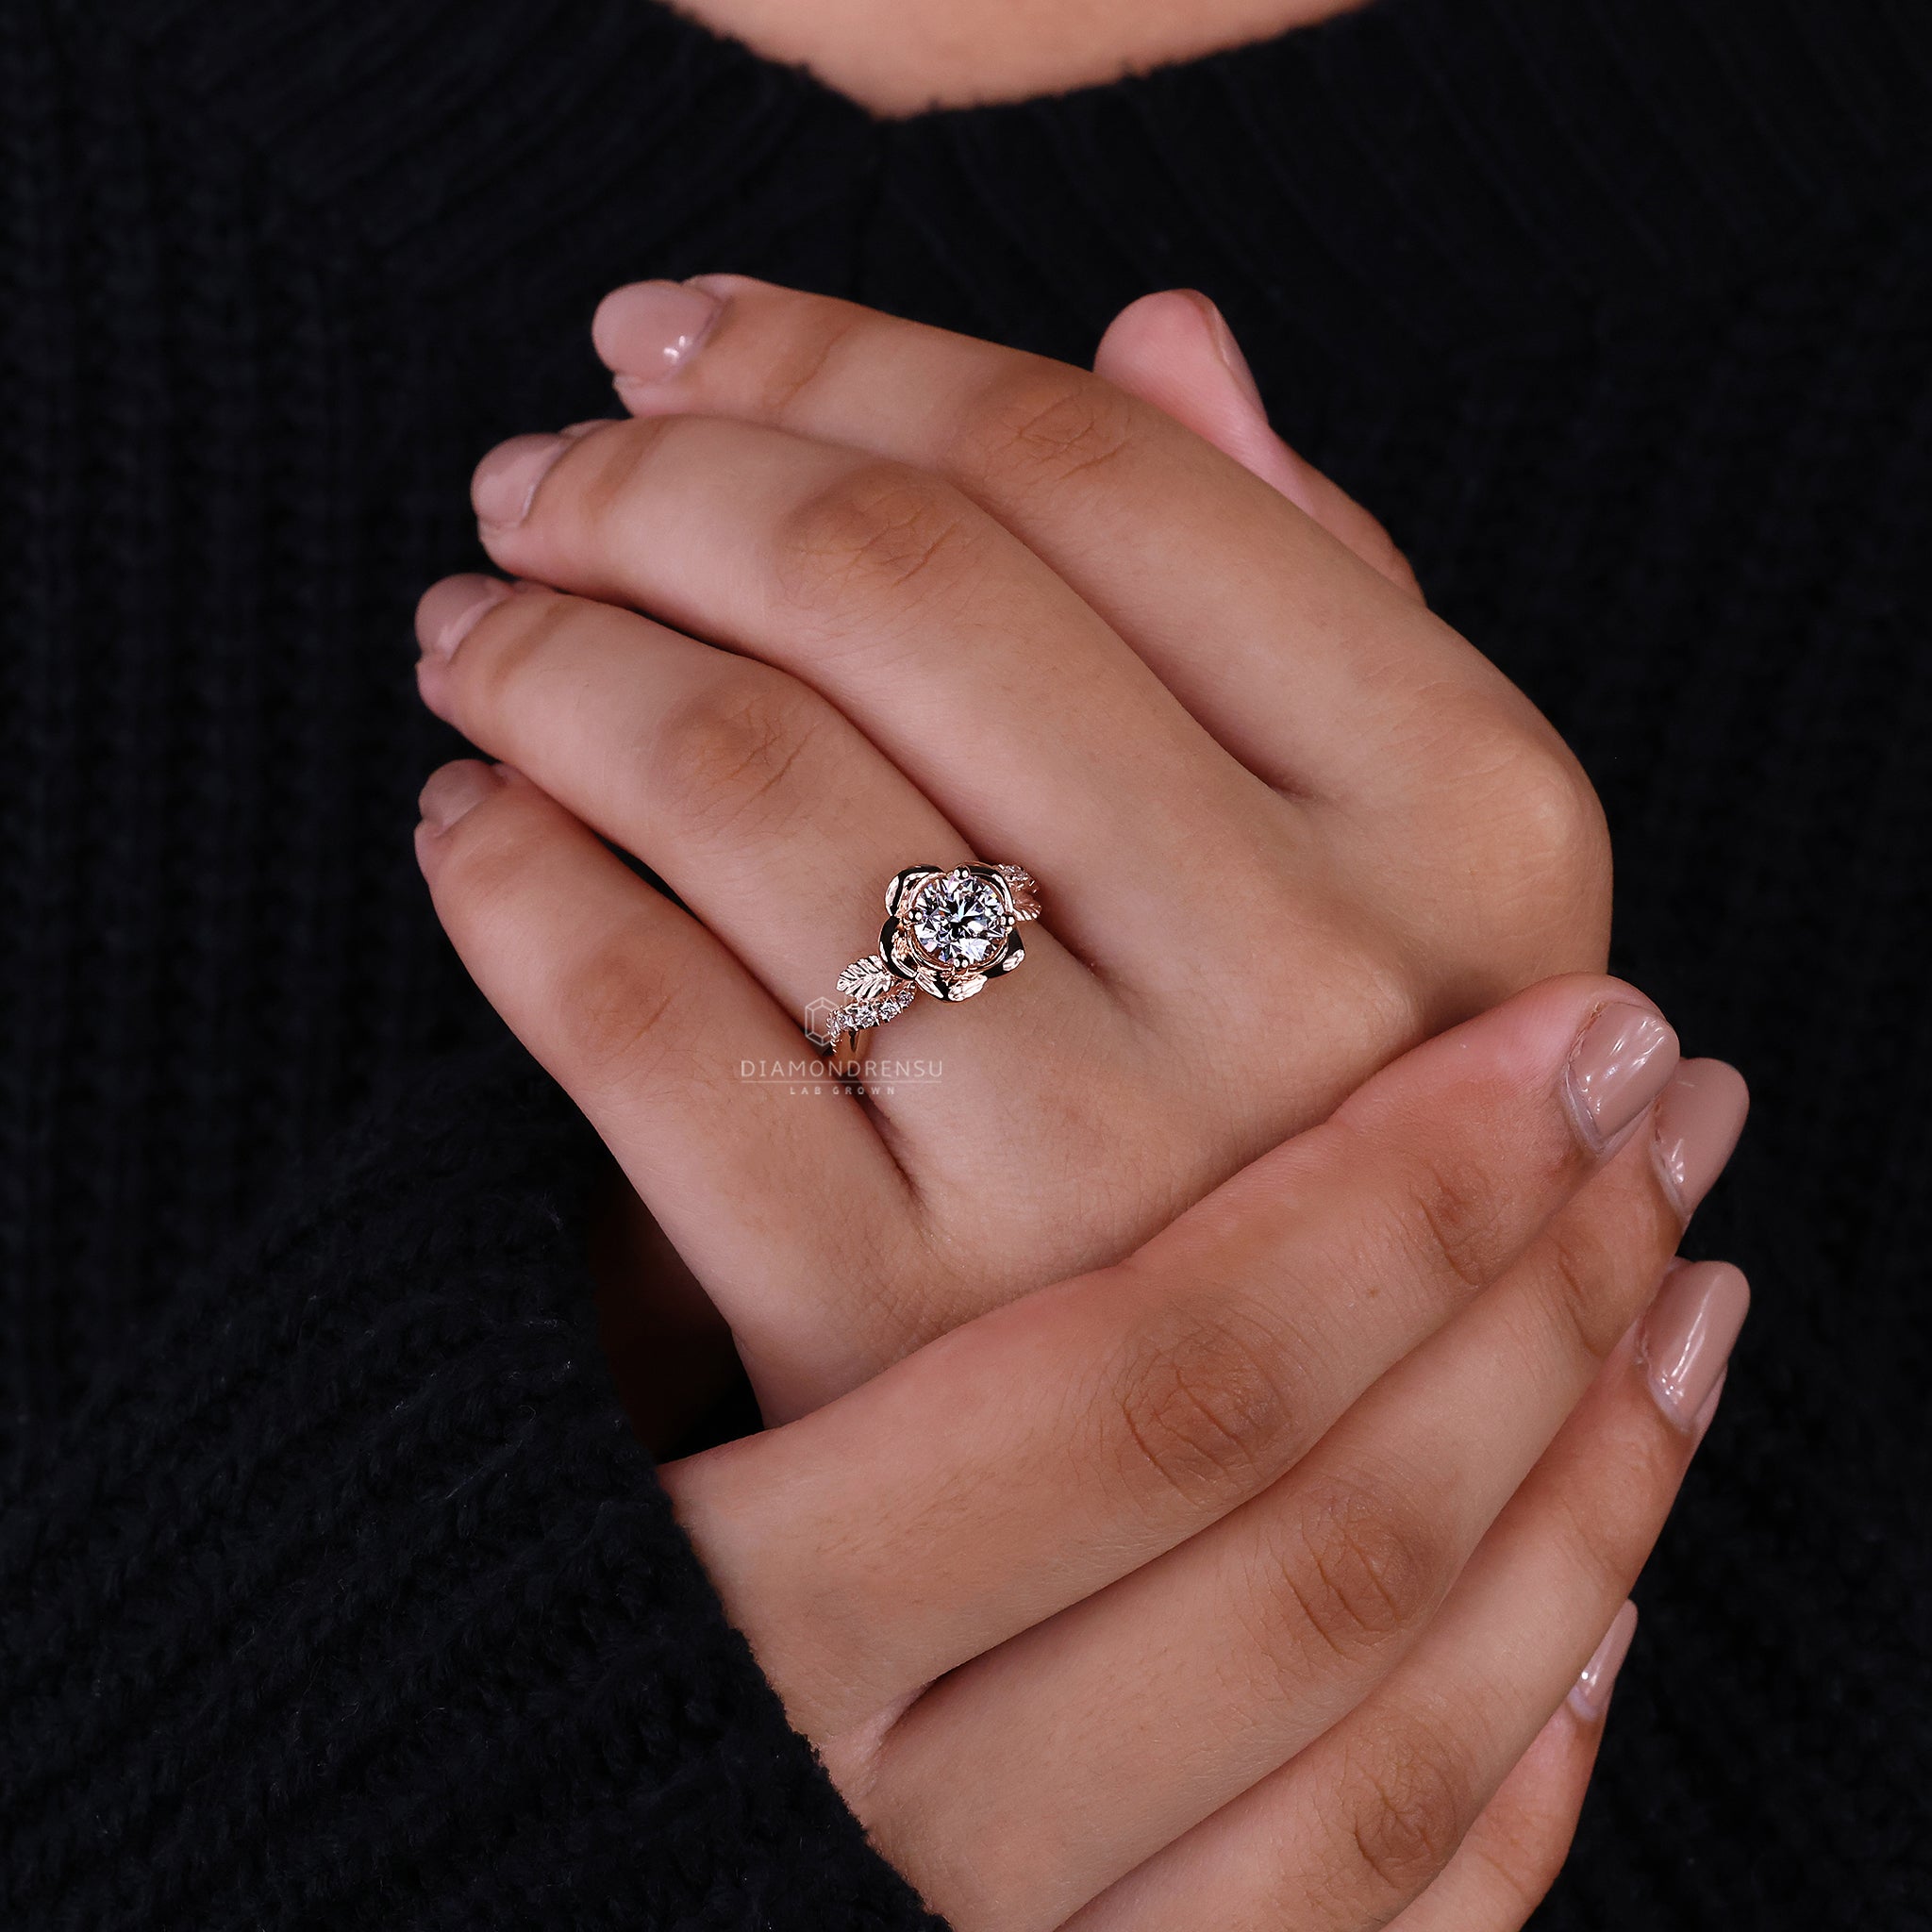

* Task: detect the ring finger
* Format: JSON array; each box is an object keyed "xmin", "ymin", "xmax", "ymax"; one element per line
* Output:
[{"xmin": 415, "ymin": 575, "xmax": 1134, "ymax": 1158}]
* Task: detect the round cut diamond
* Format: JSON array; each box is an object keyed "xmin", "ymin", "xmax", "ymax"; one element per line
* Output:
[{"xmin": 908, "ymin": 869, "xmax": 1010, "ymax": 969}]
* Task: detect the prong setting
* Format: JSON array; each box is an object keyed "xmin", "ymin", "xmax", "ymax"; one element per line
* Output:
[{"xmin": 808, "ymin": 860, "xmax": 1041, "ymax": 1049}]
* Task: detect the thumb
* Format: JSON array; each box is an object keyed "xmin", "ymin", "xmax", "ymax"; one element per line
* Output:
[{"xmin": 1093, "ymin": 289, "xmax": 1423, "ymax": 601}]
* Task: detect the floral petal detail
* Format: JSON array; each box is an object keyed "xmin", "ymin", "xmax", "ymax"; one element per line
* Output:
[
  {"xmin": 884, "ymin": 922, "xmax": 927, "ymax": 979},
  {"xmin": 885, "ymin": 866, "xmax": 941, "ymax": 918}
]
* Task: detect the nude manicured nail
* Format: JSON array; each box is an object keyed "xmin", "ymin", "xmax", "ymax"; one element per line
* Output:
[
  {"xmin": 592, "ymin": 280, "xmax": 724, "ymax": 385},
  {"xmin": 1652, "ymin": 1058, "xmax": 1749, "ymax": 1216},
  {"xmin": 1193, "ymin": 292, "xmax": 1268, "ymax": 420},
  {"xmin": 472, "ymin": 433, "xmax": 570, "ymax": 529},
  {"xmin": 418, "ymin": 759, "xmax": 502, "ymax": 832},
  {"xmin": 1640, "ymin": 1259, "xmax": 1750, "ymax": 1429},
  {"xmin": 1565, "ymin": 1003, "xmax": 1679, "ymax": 1149},
  {"xmin": 1569, "ymin": 1600, "xmax": 1638, "ymax": 1722},
  {"xmin": 415, "ymin": 574, "xmax": 511, "ymax": 661}
]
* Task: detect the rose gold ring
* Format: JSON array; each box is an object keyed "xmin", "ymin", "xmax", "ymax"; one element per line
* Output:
[{"xmin": 805, "ymin": 862, "xmax": 1042, "ymax": 1055}]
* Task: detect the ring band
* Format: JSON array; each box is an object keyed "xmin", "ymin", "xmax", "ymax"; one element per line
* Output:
[{"xmin": 806, "ymin": 862, "xmax": 1042, "ymax": 1054}]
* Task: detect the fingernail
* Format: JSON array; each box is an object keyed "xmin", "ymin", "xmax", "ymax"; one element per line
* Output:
[
  {"xmin": 1640, "ymin": 1259, "xmax": 1750, "ymax": 1429},
  {"xmin": 415, "ymin": 574, "xmax": 511, "ymax": 661},
  {"xmin": 1569, "ymin": 1600, "xmax": 1638, "ymax": 1722},
  {"xmin": 1652, "ymin": 1058, "xmax": 1749, "ymax": 1216},
  {"xmin": 418, "ymin": 759, "xmax": 503, "ymax": 831},
  {"xmin": 1193, "ymin": 293, "xmax": 1268, "ymax": 421},
  {"xmin": 1565, "ymin": 1003, "xmax": 1680, "ymax": 1149},
  {"xmin": 473, "ymin": 433, "xmax": 570, "ymax": 530},
  {"xmin": 592, "ymin": 279, "xmax": 723, "ymax": 385}
]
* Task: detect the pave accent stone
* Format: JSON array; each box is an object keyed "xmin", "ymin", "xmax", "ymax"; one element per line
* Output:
[{"xmin": 811, "ymin": 978, "xmax": 916, "ymax": 1052}]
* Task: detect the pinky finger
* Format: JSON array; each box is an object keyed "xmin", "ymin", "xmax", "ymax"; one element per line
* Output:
[
  {"xmin": 1385, "ymin": 1604, "xmax": 1635, "ymax": 1932},
  {"xmin": 1091, "ymin": 290, "xmax": 1424, "ymax": 602}
]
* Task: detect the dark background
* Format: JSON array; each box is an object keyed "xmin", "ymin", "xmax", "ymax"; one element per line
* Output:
[{"xmin": 3, "ymin": 0, "xmax": 1926, "ymax": 1924}]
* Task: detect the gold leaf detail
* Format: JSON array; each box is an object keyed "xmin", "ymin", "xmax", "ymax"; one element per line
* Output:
[
  {"xmin": 996, "ymin": 864, "xmax": 1042, "ymax": 920},
  {"xmin": 836, "ymin": 956, "xmax": 897, "ymax": 1001}
]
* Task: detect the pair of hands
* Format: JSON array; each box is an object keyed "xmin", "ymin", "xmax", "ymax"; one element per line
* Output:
[{"xmin": 411, "ymin": 278, "xmax": 1749, "ymax": 1927}]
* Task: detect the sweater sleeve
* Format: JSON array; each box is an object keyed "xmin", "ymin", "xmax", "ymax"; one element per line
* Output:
[{"xmin": 0, "ymin": 1044, "xmax": 946, "ymax": 1932}]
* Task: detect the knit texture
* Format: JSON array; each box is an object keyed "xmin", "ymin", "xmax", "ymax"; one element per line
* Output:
[
  {"xmin": 1, "ymin": 0, "xmax": 1927, "ymax": 1924},
  {"xmin": 0, "ymin": 1045, "xmax": 943, "ymax": 1928}
]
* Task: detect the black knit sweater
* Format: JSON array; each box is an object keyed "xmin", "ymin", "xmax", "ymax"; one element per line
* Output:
[{"xmin": 2, "ymin": 0, "xmax": 1927, "ymax": 1924}]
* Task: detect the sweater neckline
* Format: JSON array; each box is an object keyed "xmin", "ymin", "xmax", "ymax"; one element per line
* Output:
[
  {"xmin": 123, "ymin": 0, "xmax": 1932, "ymax": 364},
  {"xmin": 877, "ymin": 0, "xmax": 1932, "ymax": 359}
]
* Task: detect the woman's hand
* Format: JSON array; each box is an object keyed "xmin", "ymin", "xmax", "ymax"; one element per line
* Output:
[
  {"xmin": 659, "ymin": 975, "xmax": 1750, "ymax": 1929},
  {"xmin": 413, "ymin": 279, "xmax": 1624, "ymax": 1421}
]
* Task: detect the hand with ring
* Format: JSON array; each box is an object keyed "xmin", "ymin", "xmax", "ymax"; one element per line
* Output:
[
  {"xmin": 412, "ymin": 278, "xmax": 1654, "ymax": 1425},
  {"xmin": 409, "ymin": 278, "xmax": 1749, "ymax": 1928}
]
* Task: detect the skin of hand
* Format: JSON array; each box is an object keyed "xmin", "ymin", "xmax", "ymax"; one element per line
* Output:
[
  {"xmin": 412, "ymin": 277, "xmax": 1627, "ymax": 1425},
  {"xmin": 637, "ymin": 974, "xmax": 1752, "ymax": 1930},
  {"xmin": 408, "ymin": 286, "xmax": 1751, "ymax": 1924}
]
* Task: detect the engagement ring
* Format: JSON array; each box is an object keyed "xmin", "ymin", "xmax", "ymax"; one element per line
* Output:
[{"xmin": 806, "ymin": 862, "xmax": 1042, "ymax": 1055}]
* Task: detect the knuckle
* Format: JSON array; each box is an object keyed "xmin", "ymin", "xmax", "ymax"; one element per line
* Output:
[
  {"xmin": 952, "ymin": 361, "xmax": 1141, "ymax": 499},
  {"xmin": 1392, "ymin": 1138, "xmax": 1514, "ymax": 1304},
  {"xmin": 571, "ymin": 413, "xmax": 683, "ymax": 536},
  {"xmin": 1466, "ymin": 1798, "xmax": 1577, "ymax": 1921},
  {"xmin": 452, "ymin": 591, "xmax": 576, "ymax": 715},
  {"xmin": 1416, "ymin": 711, "xmax": 1613, "ymax": 977},
  {"xmin": 428, "ymin": 785, "xmax": 541, "ymax": 917},
  {"xmin": 432, "ymin": 791, "xmax": 699, "ymax": 1091},
  {"xmin": 773, "ymin": 460, "xmax": 979, "ymax": 621},
  {"xmin": 1488, "ymin": 736, "xmax": 1612, "ymax": 900},
  {"xmin": 748, "ymin": 305, "xmax": 874, "ymax": 421},
  {"xmin": 558, "ymin": 914, "xmax": 695, "ymax": 1088},
  {"xmin": 1534, "ymin": 1213, "xmax": 1638, "ymax": 1367},
  {"xmin": 1542, "ymin": 1406, "xmax": 1685, "ymax": 1591},
  {"xmin": 1105, "ymin": 1289, "xmax": 1298, "ymax": 1508},
  {"xmin": 1273, "ymin": 1476, "xmax": 1439, "ymax": 1665},
  {"xmin": 1333, "ymin": 1714, "xmax": 1475, "ymax": 1904},
  {"xmin": 650, "ymin": 670, "xmax": 824, "ymax": 844},
  {"xmin": 1532, "ymin": 1174, "xmax": 1689, "ymax": 1374}
]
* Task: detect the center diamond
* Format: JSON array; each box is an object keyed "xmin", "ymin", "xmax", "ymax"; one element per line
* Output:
[{"xmin": 908, "ymin": 869, "xmax": 1011, "ymax": 969}]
